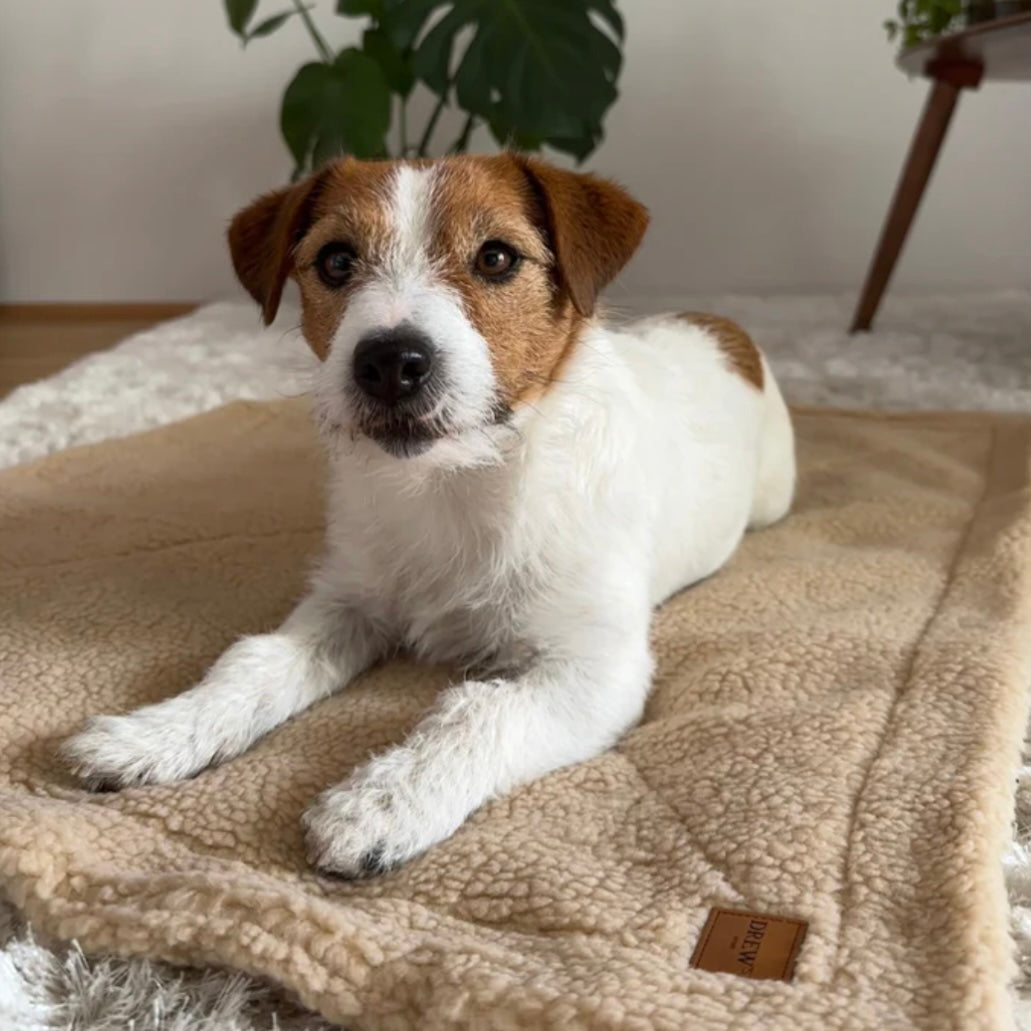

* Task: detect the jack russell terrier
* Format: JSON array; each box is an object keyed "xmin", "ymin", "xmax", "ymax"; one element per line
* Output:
[{"xmin": 64, "ymin": 154, "xmax": 796, "ymax": 877}]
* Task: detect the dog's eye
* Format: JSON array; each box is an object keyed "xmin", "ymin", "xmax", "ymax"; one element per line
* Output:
[
  {"xmin": 315, "ymin": 243, "xmax": 356, "ymax": 288},
  {"xmin": 474, "ymin": 241, "xmax": 519, "ymax": 281}
]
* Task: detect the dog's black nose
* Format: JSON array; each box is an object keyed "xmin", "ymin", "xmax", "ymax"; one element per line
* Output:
[{"xmin": 352, "ymin": 330, "xmax": 435, "ymax": 404}]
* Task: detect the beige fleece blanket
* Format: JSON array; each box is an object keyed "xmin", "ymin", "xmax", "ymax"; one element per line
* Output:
[{"xmin": 1, "ymin": 399, "xmax": 1030, "ymax": 1031}]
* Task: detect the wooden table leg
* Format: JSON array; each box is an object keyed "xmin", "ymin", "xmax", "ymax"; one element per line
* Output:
[{"xmin": 850, "ymin": 61, "xmax": 983, "ymax": 333}]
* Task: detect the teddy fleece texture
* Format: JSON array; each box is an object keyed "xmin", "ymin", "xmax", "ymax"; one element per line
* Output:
[{"xmin": 1, "ymin": 398, "xmax": 1030, "ymax": 1030}]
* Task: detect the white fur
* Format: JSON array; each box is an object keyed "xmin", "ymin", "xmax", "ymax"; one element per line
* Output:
[{"xmin": 64, "ymin": 168, "xmax": 796, "ymax": 877}]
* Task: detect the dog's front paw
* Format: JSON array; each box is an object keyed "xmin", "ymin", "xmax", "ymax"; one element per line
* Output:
[
  {"xmin": 62, "ymin": 712, "xmax": 198, "ymax": 790},
  {"xmin": 302, "ymin": 761, "xmax": 461, "ymax": 878}
]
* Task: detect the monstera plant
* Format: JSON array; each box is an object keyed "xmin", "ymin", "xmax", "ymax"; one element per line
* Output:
[{"xmin": 223, "ymin": 0, "xmax": 626, "ymax": 177}]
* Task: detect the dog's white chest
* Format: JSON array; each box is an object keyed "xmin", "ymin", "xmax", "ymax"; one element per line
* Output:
[
  {"xmin": 377, "ymin": 543, "xmax": 537, "ymax": 669},
  {"xmin": 325, "ymin": 465, "xmax": 539, "ymax": 668}
]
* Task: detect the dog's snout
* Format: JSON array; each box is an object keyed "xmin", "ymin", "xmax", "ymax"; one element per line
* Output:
[{"xmin": 353, "ymin": 330, "xmax": 435, "ymax": 404}]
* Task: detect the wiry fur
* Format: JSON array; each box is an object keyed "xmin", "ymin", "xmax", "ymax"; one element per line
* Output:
[{"xmin": 63, "ymin": 155, "xmax": 796, "ymax": 877}]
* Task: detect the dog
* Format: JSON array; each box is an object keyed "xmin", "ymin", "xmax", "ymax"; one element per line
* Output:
[{"xmin": 63, "ymin": 153, "xmax": 796, "ymax": 878}]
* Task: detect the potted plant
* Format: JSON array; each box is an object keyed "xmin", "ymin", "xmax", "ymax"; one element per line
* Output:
[
  {"xmin": 223, "ymin": 0, "xmax": 626, "ymax": 178},
  {"xmin": 884, "ymin": 0, "xmax": 1031, "ymax": 46}
]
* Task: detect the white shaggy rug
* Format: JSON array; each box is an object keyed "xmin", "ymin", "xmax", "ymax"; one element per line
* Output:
[{"xmin": 1, "ymin": 291, "xmax": 1029, "ymax": 1030}]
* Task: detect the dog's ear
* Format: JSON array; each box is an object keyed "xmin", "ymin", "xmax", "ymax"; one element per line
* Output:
[
  {"xmin": 515, "ymin": 156, "xmax": 649, "ymax": 317},
  {"xmin": 227, "ymin": 171, "xmax": 326, "ymax": 326}
]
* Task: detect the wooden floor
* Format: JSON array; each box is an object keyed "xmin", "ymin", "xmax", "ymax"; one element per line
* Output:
[{"xmin": 0, "ymin": 305, "xmax": 195, "ymax": 399}]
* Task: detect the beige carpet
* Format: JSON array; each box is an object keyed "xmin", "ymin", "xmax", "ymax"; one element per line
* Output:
[{"xmin": 1, "ymin": 398, "xmax": 1031, "ymax": 1030}]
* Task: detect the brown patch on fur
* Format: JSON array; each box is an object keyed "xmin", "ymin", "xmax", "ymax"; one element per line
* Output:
[
  {"xmin": 429, "ymin": 154, "xmax": 648, "ymax": 406},
  {"xmin": 227, "ymin": 159, "xmax": 400, "ymax": 358},
  {"xmin": 428, "ymin": 155, "xmax": 580, "ymax": 405},
  {"xmin": 291, "ymin": 161, "xmax": 400, "ymax": 359},
  {"xmin": 679, "ymin": 312, "xmax": 764, "ymax": 390},
  {"xmin": 227, "ymin": 173, "xmax": 326, "ymax": 327},
  {"xmin": 518, "ymin": 156, "xmax": 650, "ymax": 319}
]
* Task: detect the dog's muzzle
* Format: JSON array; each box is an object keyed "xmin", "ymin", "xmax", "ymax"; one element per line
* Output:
[{"xmin": 349, "ymin": 326, "xmax": 448, "ymax": 457}]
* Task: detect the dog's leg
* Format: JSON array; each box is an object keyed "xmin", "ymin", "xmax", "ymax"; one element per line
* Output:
[
  {"xmin": 63, "ymin": 591, "xmax": 383, "ymax": 789},
  {"xmin": 303, "ymin": 638, "xmax": 654, "ymax": 877}
]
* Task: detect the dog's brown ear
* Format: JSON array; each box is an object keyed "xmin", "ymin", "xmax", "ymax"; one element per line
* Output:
[
  {"xmin": 227, "ymin": 171, "xmax": 326, "ymax": 326},
  {"xmin": 515, "ymin": 156, "xmax": 649, "ymax": 317}
]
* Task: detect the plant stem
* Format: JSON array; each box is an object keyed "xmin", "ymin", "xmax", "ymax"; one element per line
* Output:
[
  {"xmin": 416, "ymin": 94, "xmax": 448, "ymax": 157},
  {"xmin": 399, "ymin": 96, "xmax": 409, "ymax": 157},
  {"xmin": 291, "ymin": 0, "xmax": 333, "ymax": 62},
  {"xmin": 448, "ymin": 114, "xmax": 477, "ymax": 154}
]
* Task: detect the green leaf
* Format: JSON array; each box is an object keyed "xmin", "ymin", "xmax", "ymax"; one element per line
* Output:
[
  {"xmin": 410, "ymin": 0, "xmax": 622, "ymax": 161},
  {"xmin": 336, "ymin": 0, "xmax": 383, "ymax": 16},
  {"xmin": 547, "ymin": 129, "xmax": 603, "ymax": 163},
  {"xmin": 586, "ymin": 23, "xmax": 622, "ymax": 78},
  {"xmin": 589, "ymin": 0, "xmax": 624, "ymax": 40},
  {"xmin": 225, "ymin": 0, "xmax": 259, "ymax": 36},
  {"xmin": 381, "ymin": 0, "xmax": 443, "ymax": 51},
  {"xmin": 336, "ymin": 0, "xmax": 441, "ymax": 51},
  {"xmin": 410, "ymin": 5, "xmax": 467, "ymax": 95},
  {"xmin": 487, "ymin": 117, "xmax": 543, "ymax": 153},
  {"xmin": 245, "ymin": 9, "xmax": 297, "ymax": 42},
  {"xmin": 453, "ymin": 22, "xmax": 495, "ymax": 116},
  {"xmin": 887, "ymin": 0, "xmax": 965, "ymax": 45},
  {"xmin": 280, "ymin": 50, "xmax": 392, "ymax": 172},
  {"xmin": 362, "ymin": 26, "xmax": 415, "ymax": 96}
]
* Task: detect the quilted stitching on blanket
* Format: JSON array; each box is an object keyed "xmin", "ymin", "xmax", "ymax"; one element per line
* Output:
[{"xmin": 1, "ymin": 399, "xmax": 1030, "ymax": 1030}]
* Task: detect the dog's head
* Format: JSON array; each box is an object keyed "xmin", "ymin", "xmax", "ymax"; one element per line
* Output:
[{"xmin": 228, "ymin": 154, "xmax": 648, "ymax": 463}]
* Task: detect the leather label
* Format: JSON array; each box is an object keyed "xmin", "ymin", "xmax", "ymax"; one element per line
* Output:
[{"xmin": 690, "ymin": 908, "xmax": 807, "ymax": 981}]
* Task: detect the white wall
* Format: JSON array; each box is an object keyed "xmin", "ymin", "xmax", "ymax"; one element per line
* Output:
[{"xmin": 1, "ymin": 0, "xmax": 1028, "ymax": 303}]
